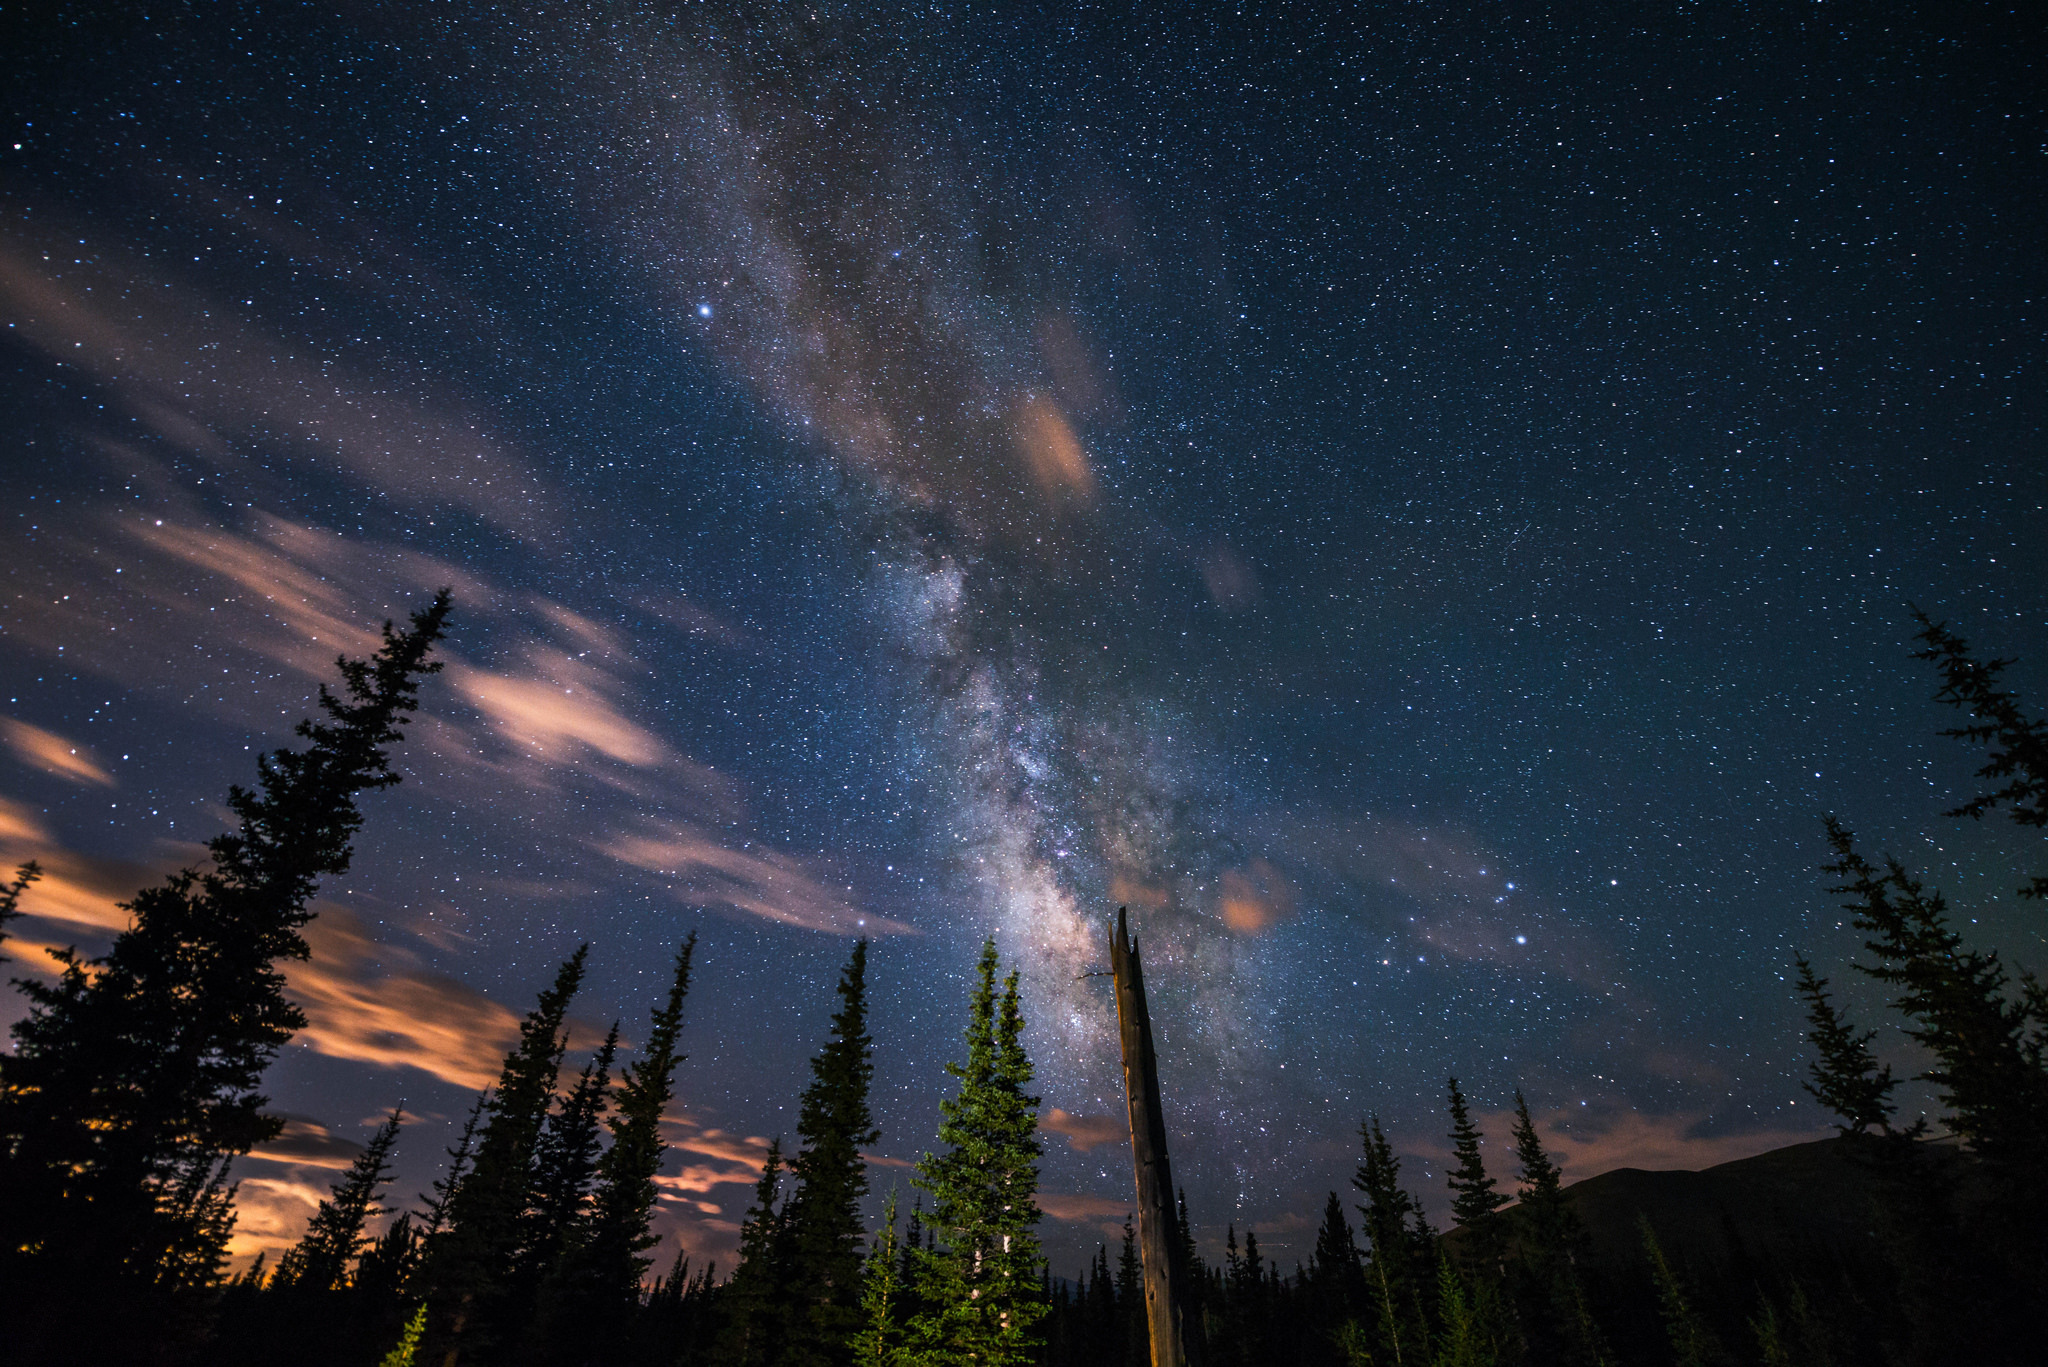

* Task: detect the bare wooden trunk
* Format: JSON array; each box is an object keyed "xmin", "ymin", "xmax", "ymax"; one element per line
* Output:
[{"xmin": 1112, "ymin": 905, "xmax": 1200, "ymax": 1367}]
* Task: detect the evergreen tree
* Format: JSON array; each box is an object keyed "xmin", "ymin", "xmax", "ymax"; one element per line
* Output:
[
  {"xmin": 853, "ymin": 1190, "xmax": 908, "ymax": 1367},
  {"xmin": 1791, "ymin": 956, "xmax": 1901, "ymax": 1135},
  {"xmin": 1117, "ymin": 1215, "xmax": 1145, "ymax": 1367},
  {"xmin": 720, "ymin": 1137, "xmax": 792, "ymax": 1367},
  {"xmin": 521, "ymin": 1023, "xmax": 619, "ymax": 1291},
  {"xmin": 1444, "ymin": 1078, "xmax": 1509, "ymax": 1243},
  {"xmin": 1910, "ymin": 611, "xmax": 2048, "ymax": 898},
  {"xmin": 355, "ymin": 1211, "xmax": 423, "ymax": 1304},
  {"xmin": 379, "ymin": 1303, "xmax": 430, "ymax": 1367},
  {"xmin": 418, "ymin": 945, "xmax": 588, "ymax": 1366},
  {"xmin": 572, "ymin": 937, "xmax": 696, "ymax": 1305},
  {"xmin": 1312, "ymin": 1188, "xmax": 1365, "ymax": 1343},
  {"xmin": 1639, "ymin": 1216, "xmax": 1723, "ymax": 1367},
  {"xmin": 420, "ymin": 1090, "xmax": 489, "ymax": 1241},
  {"xmin": 1823, "ymin": 820, "xmax": 2048, "ymax": 1177},
  {"xmin": 781, "ymin": 940, "xmax": 880, "ymax": 1367},
  {"xmin": 1429, "ymin": 1252, "xmax": 1494, "ymax": 1367},
  {"xmin": 0, "ymin": 594, "xmax": 450, "ymax": 1338},
  {"xmin": 0, "ymin": 859, "xmax": 40, "ymax": 962},
  {"xmin": 276, "ymin": 1108, "xmax": 405, "ymax": 1293},
  {"xmin": 908, "ymin": 940, "xmax": 1047, "ymax": 1366},
  {"xmin": 1507, "ymin": 1092, "xmax": 1604, "ymax": 1367},
  {"xmin": 532, "ymin": 934, "xmax": 696, "ymax": 1364},
  {"xmin": 1355, "ymin": 1115, "xmax": 1427, "ymax": 1367}
]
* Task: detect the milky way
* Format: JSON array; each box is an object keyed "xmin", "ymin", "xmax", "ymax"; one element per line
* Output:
[{"xmin": 4, "ymin": 4, "xmax": 2044, "ymax": 1270}]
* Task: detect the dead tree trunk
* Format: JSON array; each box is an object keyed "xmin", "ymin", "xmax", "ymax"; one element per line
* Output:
[{"xmin": 1112, "ymin": 905, "xmax": 1200, "ymax": 1367}]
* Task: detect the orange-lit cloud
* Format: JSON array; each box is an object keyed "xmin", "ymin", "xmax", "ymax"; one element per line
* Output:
[
  {"xmin": 1108, "ymin": 876, "xmax": 1169, "ymax": 911},
  {"xmin": 608, "ymin": 824, "xmax": 915, "ymax": 937},
  {"xmin": 0, "ymin": 798, "xmax": 53, "ymax": 848},
  {"xmin": 1217, "ymin": 859, "xmax": 1292, "ymax": 936},
  {"xmin": 451, "ymin": 666, "xmax": 669, "ymax": 768},
  {"xmin": 2, "ymin": 718, "xmax": 114, "ymax": 786},
  {"xmin": 1043, "ymin": 1107, "xmax": 1127, "ymax": 1154},
  {"xmin": 247, "ymin": 1117, "xmax": 368, "ymax": 1171},
  {"xmin": 1038, "ymin": 1190, "xmax": 1132, "ymax": 1236},
  {"xmin": 1014, "ymin": 396, "xmax": 1098, "ymax": 503},
  {"xmin": 228, "ymin": 1175, "xmax": 329, "ymax": 1266},
  {"xmin": 287, "ymin": 906, "xmax": 522, "ymax": 1091}
]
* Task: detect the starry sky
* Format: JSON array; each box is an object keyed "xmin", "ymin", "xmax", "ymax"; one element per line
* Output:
[{"xmin": 4, "ymin": 2, "xmax": 2044, "ymax": 1276}]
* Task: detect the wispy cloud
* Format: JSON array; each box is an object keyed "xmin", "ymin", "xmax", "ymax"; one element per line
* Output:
[
  {"xmin": 1043, "ymin": 1107, "xmax": 1127, "ymax": 1154},
  {"xmin": 608, "ymin": 823, "xmax": 915, "ymax": 937},
  {"xmin": 287, "ymin": 905, "xmax": 522, "ymax": 1091},
  {"xmin": 1, "ymin": 719, "xmax": 114, "ymax": 787}
]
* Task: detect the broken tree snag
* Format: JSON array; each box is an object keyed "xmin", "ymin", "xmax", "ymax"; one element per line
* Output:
[{"xmin": 1112, "ymin": 905, "xmax": 1200, "ymax": 1367}]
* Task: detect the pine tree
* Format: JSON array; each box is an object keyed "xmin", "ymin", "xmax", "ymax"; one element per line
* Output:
[
  {"xmin": 0, "ymin": 594, "xmax": 450, "ymax": 1336},
  {"xmin": 418, "ymin": 945, "xmax": 588, "ymax": 1366},
  {"xmin": 379, "ymin": 1303, "xmax": 430, "ymax": 1367},
  {"xmin": 781, "ymin": 939, "xmax": 880, "ymax": 1367},
  {"xmin": 276, "ymin": 1108, "xmax": 406, "ymax": 1293},
  {"xmin": 1117, "ymin": 1215, "xmax": 1145, "ymax": 1367},
  {"xmin": 1429, "ymin": 1252, "xmax": 1494, "ymax": 1367},
  {"xmin": 1910, "ymin": 610, "xmax": 2048, "ymax": 898},
  {"xmin": 0, "ymin": 860, "xmax": 40, "ymax": 962},
  {"xmin": 355, "ymin": 1211, "xmax": 423, "ymax": 1304},
  {"xmin": 521, "ymin": 1023, "xmax": 619, "ymax": 1290},
  {"xmin": 420, "ymin": 1090, "xmax": 489, "ymax": 1241},
  {"xmin": 532, "ymin": 934, "xmax": 696, "ymax": 1364},
  {"xmin": 1444, "ymin": 1078, "xmax": 1509, "ymax": 1246},
  {"xmin": 908, "ymin": 940, "xmax": 1047, "ymax": 1366},
  {"xmin": 1639, "ymin": 1216, "xmax": 1723, "ymax": 1367},
  {"xmin": 1507, "ymin": 1092, "xmax": 1604, "ymax": 1367},
  {"xmin": 1791, "ymin": 956, "xmax": 1901, "ymax": 1135},
  {"xmin": 720, "ymin": 1137, "xmax": 792, "ymax": 1367},
  {"xmin": 1355, "ymin": 1115, "xmax": 1427, "ymax": 1367},
  {"xmin": 1823, "ymin": 819, "xmax": 2048, "ymax": 1176},
  {"xmin": 853, "ymin": 1190, "xmax": 908, "ymax": 1367}
]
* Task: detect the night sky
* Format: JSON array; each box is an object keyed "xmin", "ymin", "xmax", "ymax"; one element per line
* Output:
[{"xmin": 4, "ymin": 3, "xmax": 2044, "ymax": 1277}]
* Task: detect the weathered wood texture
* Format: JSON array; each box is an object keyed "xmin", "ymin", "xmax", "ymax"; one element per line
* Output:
[{"xmin": 1112, "ymin": 906, "xmax": 1199, "ymax": 1367}]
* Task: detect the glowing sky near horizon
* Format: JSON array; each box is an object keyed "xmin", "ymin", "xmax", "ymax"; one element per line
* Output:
[{"xmin": 4, "ymin": 3, "xmax": 2044, "ymax": 1274}]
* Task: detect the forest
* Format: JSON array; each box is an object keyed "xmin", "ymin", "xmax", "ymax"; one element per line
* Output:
[{"xmin": 1, "ymin": 592, "xmax": 2042, "ymax": 1366}]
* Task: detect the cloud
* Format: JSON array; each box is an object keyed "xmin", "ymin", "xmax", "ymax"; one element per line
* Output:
[
  {"xmin": 1481, "ymin": 1105, "xmax": 1826, "ymax": 1188},
  {"xmin": 0, "ymin": 798, "xmax": 52, "ymax": 846},
  {"xmin": 228, "ymin": 1175, "xmax": 329, "ymax": 1265},
  {"xmin": 246, "ymin": 1116, "xmax": 368, "ymax": 1171},
  {"xmin": 1038, "ymin": 1191, "xmax": 1132, "ymax": 1231},
  {"xmin": 1043, "ymin": 1107, "xmax": 1127, "ymax": 1154},
  {"xmin": 1013, "ymin": 396, "xmax": 1098, "ymax": 504},
  {"xmin": 2, "ymin": 719, "xmax": 115, "ymax": 786},
  {"xmin": 608, "ymin": 824, "xmax": 915, "ymax": 937},
  {"xmin": 1217, "ymin": 859, "xmax": 1292, "ymax": 936},
  {"xmin": 450, "ymin": 664, "xmax": 670, "ymax": 768},
  {"xmin": 1200, "ymin": 546, "xmax": 1260, "ymax": 612},
  {"xmin": 287, "ymin": 905, "xmax": 523, "ymax": 1091}
]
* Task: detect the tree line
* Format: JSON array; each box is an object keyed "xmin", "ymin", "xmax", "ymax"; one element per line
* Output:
[{"xmin": 2, "ymin": 594, "xmax": 2042, "ymax": 1365}]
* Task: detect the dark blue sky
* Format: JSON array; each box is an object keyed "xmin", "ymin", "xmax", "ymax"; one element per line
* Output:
[{"xmin": 4, "ymin": 2, "xmax": 2043, "ymax": 1273}]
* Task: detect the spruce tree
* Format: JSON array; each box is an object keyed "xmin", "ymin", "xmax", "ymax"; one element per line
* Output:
[
  {"xmin": 1823, "ymin": 820, "xmax": 2048, "ymax": 1175},
  {"xmin": 908, "ymin": 940, "xmax": 1047, "ymax": 1366},
  {"xmin": 1910, "ymin": 611, "xmax": 2048, "ymax": 898},
  {"xmin": 720, "ymin": 1137, "xmax": 792, "ymax": 1367},
  {"xmin": 1506, "ymin": 1091, "xmax": 1604, "ymax": 1367},
  {"xmin": 1791, "ymin": 955, "xmax": 1901, "ymax": 1135},
  {"xmin": 521, "ymin": 1023, "xmax": 619, "ymax": 1292},
  {"xmin": 1355, "ymin": 1115, "xmax": 1427, "ymax": 1367},
  {"xmin": 0, "ymin": 593, "xmax": 450, "ymax": 1336},
  {"xmin": 0, "ymin": 859, "xmax": 40, "ymax": 962},
  {"xmin": 420, "ymin": 1090, "xmax": 489, "ymax": 1241},
  {"xmin": 1444, "ymin": 1078, "xmax": 1509, "ymax": 1236},
  {"xmin": 1639, "ymin": 1216, "xmax": 1723, "ymax": 1367},
  {"xmin": 534, "ymin": 934, "xmax": 696, "ymax": 1363},
  {"xmin": 1117, "ymin": 1215, "xmax": 1144, "ymax": 1367},
  {"xmin": 418, "ymin": 945, "xmax": 588, "ymax": 1366},
  {"xmin": 276, "ymin": 1108, "xmax": 406, "ymax": 1293},
  {"xmin": 781, "ymin": 939, "xmax": 880, "ymax": 1367},
  {"xmin": 853, "ymin": 1190, "xmax": 908, "ymax": 1367}
]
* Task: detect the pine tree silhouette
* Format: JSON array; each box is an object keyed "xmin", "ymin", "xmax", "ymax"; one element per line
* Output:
[
  {"xmin": 1910, "ymin": 610, "xmax": 2048, "ymax": 898},
  {"xmin": 0, "ymin": 860, "xmax": 40, "ymax": 963},
  {"xmin": 418, "ymin": 946, "xmax": 587, "ymax": 1366},
  {"xmin": 521, "ymin": 1022, "xmax": 619, "ymax": 1295},
  {"xmin": 721, "ymin": 1136, "xmax": 792, "ymax": 1367},
  {"xmin": 1791, "ymin": 956, "xmax": 1902, "ymax": 1135},
  {"xmin": 1444, "ymin": 1078, "xmax": 1509, "ymax": 1235},
  {"xmin": 276, "ymin": 1108, "xmax": 405, "ymax": 1293},
  {"xmin": 0, "ymin": 592, "xmax": 450, "ymax": 1348},
  {"xmin": 853, "ymin": 1189, "xmax": 908, "ymax": 1367},
  {"xmin": 1355, "ymin": 1115, "xmax": 1427, "ymax": 1367},
  {"xmin": 781, "ymin": 939, "xmax": 880, "ymax": 1367},
  {"xmin": 534, "ymin": 934, "xmax": 696, "ymax": 1364}
]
